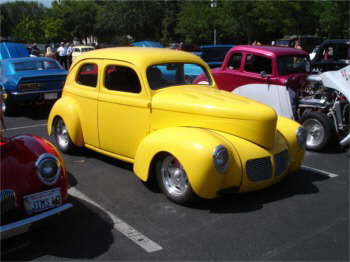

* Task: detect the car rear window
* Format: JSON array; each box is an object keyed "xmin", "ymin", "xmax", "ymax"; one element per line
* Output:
[
  {"xmin": 81, "ymin": 48, "xmax": 94, "ymax": 52},
  {"xmin": 76, "ymin": 63, "xmax": 98, "ymax": 87},
  {"xmin": 278, "ymin": 55, "xmax": 310, "ymax": 75},
  {"xmin": 12, "ymin": 60, "xmax": 61, "ymax": 72}
]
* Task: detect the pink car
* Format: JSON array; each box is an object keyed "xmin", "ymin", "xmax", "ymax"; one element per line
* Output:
[{"xmin": 195, "ymin": 45, "xmax": 311, "ymax": 120}]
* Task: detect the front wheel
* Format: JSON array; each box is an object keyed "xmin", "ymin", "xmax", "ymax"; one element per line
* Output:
[
  {"xmin": 53, "ymin": 117, "xmax": 77, "ymax": 153},
  {"xmin": 155, "ymin": 153, "xmax": 198, "ymax": 205},
  {"xmin": 300, "ymin": 111, "xmax": 333, "ymax": 151}
]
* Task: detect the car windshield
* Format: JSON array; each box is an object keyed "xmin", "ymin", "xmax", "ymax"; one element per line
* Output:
[
  {"xmin": 146, "ymin": 63, "xmax": 212, "ymax": 90},
  {"xmin": 12, "ymin": 60, "xmax": 61, "ymax": 72},
  {"xmin": 278, "ymin": 55, "xmax": 310, "ymax": 75},
  {"xmin": 201, "ymin": 47, "xmax": 231, "ymax": 62}
]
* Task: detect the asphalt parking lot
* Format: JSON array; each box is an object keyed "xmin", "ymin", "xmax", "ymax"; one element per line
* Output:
[{"xmin": 1, "ymin": 104, "xmax": 349, "ymax": 261}]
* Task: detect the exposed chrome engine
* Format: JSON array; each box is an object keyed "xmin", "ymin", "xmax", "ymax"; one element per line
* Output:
[{"xmin": 296, "ymin": 77, "xmax": 349, "ymax": 141}]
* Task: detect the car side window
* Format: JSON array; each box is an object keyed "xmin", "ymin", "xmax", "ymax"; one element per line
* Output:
[
  {"xmin": 228, "ymin": 53, "xmax": 242, "ymax": 70},
  {"xmin": 76, "ymin": 63, "xmax": 98, "ymax": 87},
  {"xmin": 244, "ymin": 54, "xmax": 272, "ymax": 74},
  {"xmin": 104, "ymin": 65, "xmax": 141, "ymax": 93}
]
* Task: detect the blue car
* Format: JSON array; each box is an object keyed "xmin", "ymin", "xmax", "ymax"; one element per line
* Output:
[
  {"xmin": 200, "ymin": 44, "xmax": 234, "ymax": 68},
  {"xmin": 0, "ymin": 57, "xmax": 67, "ymax": 115}
]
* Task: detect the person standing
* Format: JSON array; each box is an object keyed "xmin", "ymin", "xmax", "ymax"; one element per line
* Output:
[
  {"xmin": 56, "ymin": 42, "xmax": 67, "ymax": 69},
  {"xmin": 45, "ymin": 44, "xmax": 55, "ymax": 59},
  {"xmin": 66, "ymin": 42, "xmax": 73, "ymax": 69},
  {"xmin": 294, "ymin": 39, "xmax": 302, "ymax": 50},
  {"xmin": 30, "ymin": 43, "xmax": 40, "ymax": 56}
]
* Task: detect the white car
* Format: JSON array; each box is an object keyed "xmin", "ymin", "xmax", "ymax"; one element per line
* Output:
[{"xmin": 72, "ymin": 45, "xmax": 95, "ymax": 62}]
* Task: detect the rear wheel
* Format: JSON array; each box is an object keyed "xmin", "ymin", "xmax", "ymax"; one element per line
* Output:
[
  {"xmin": 156, "ymin": 153, "xmax": 198, "ymax": 205},
  {"xmin": 53, "ymin": 117, "xmax": 76, "ymax": 153},
  {"xmin": 301, "ymin": 111, "xmax": 333, "ymax": 151}
]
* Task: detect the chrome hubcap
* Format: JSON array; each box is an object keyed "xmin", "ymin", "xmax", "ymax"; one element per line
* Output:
[
  {"xmin": 160, "ymin": 155, "xmax": 188, "ymax": 196},
  {"xmin": 56, "ymin": 119, "xmax": 69, "ymax": 148},
  {"xmin": 303, "ymin": 119, "xmax": 325, "ymax": 147}
]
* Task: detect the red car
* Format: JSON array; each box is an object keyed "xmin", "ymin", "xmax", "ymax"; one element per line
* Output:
[
  {"xmin": 0, "ymin": 134, "xmax": 72, "ymax": 239},
  {"xmin": 195, "ymin": 45, "xmax": 311, "ymax": 120}
]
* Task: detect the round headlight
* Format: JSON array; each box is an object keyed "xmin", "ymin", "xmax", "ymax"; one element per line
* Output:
[
  {"xmin": 296, "ymin": 126, "xmax": 307, "ymax": 149},
  {"xmin": 213, "ymin": 145, "xmax": 229, "ymax": 173},
  {"xmin": 35, "ymin": 153, "xmax": 60, "ymax": 185}
]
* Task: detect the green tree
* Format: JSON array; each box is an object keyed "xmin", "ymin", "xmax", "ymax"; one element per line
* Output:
[
  {"xmin": 94, "ymin": 0, "xmax": 168, "ymax": 44},
  {"xmin": 176, "ymin": 1, "xmax": 214, "ymax": 45},
  {"xmin": 0, "ymin": 1, "xmax": 47, "ymax": 40},
  {"xmin": 314, "ymin": 0, "xmax": 349, "ymax": 38},
  {"xmin": 12, "ymin": 16, "xmax": 44, "ymax": 42},
  {"xmin": 50, "ymin": 0, "xmax": 98, "ymax": 42},
  {"xmin": 41, "ymin": 16, "xmax": 68, "ymax": 43}
]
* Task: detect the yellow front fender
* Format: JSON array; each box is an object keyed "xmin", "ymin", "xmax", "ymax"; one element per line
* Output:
[
  {"xmin": 133, "ymin": 127, "xmax": 243, "ymax": 199},
  {"xmin": 47, "ymin": 97, "xmax": 84, "ymax": 147},
  {"xmin": 276, "ymin": 116, "xmax": 305, "ymax": 172}
]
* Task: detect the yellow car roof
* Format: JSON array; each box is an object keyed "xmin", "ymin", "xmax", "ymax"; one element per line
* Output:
[{"xmin": 75, "ymin": 47, "xmax": 206, "ymax": 68}]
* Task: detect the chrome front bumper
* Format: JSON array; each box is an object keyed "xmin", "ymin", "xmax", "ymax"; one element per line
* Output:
[
  {"xmin": 340, "ymin": 133, "xmax": 350, "ymax": 146},
  {"xmin": 0, "ymin": 203, "xmax": 72, "ymax": 239}
]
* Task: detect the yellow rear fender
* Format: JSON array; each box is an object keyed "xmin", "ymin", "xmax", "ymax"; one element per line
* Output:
[
  {"xmin": 133, "ymin": 127, "xmax": 242, "ymax": 199},
  {"xmin": 47, "ymin": 97, "xmax": 84, "ymax": 147},
  {"xmin": 276, "ymin": 116, "xmax": 305, "ymax": 172}
]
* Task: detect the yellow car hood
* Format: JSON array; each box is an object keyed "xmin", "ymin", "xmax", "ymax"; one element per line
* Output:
[{"xmin": 151, "ymin": 86, "xmax": 278, "ymax": 149}]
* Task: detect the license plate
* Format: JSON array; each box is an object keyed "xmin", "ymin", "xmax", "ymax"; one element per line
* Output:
[
  {"xmin": 24, "ymin": 188, "xmax": 62, "ymax": 215},
  {"xmin": 44, "ymin": 92, "xmax": 58, "ymax": 100}
]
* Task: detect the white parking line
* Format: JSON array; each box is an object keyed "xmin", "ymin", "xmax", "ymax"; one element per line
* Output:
[
  {"xmin": 5, "ymin": 124, "xmax": 47, "ymax": 131},
  {"xmin": 301, "ymin": 165, "xmax": 339, "ymax": 178},
  {"xmin": 68, "ymin": 187, "xmax": 163, "ymax": 253}
]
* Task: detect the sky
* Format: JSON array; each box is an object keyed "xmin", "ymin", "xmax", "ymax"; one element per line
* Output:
[{"xmin": 0, "ymin": 0, "xmax": 53, "ymax": 7}]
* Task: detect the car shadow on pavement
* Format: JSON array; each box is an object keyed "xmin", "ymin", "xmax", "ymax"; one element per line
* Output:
[
  {"xmin": 6, "ymin": 103, "xmax": 54, "ymax": 120},
  {"xmin": 192, "ymin": 167, "xmax": 332, "ymax": 213},
  {"xmin": 79, "ymin": 147, "xmax": 134, "ymax": 171},
  {"xmin": 1, "ymin": 195, "xmax": 114, "ymax": 261}
]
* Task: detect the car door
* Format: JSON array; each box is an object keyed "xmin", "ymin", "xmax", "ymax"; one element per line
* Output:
[
  {"xmin": 98, "ymin": 60, "xmax": 151, "ymax": 159},
  {"xmin": 67, "ymin": 59, "xmax": 101, "ymax": 147},
  {"xmin": 212, "ymin": 52, "xmax": 250, "ymax": 92}
]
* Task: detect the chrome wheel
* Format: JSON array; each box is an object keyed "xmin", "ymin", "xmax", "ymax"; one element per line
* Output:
[
  {"xmin": 303, "ymin": 118, "xmax": 325, "ymax": 148},
  {"xmin": 160, "ymin": 155, "xmax": 189, "ymax": 197},
  {"xmin": 301, "ymin": 111, "xmax": 332, "ymax": 151},
  {"xmin": 56, "ymin": 119, "xmax": 69, "ymax": 149},
  {"xmin": 54, "ymin": 118, "xmax": 75, "ymax": 153}
]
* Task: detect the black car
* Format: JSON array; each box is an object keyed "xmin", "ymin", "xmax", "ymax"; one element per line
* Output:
[{"xmin": 311, "ymin": 39, "xmax": 350, "ymax": 72}]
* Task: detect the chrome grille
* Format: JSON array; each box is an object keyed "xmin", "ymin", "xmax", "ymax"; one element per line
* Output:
[
  {"xmin": 274, "ymin": 150, "xmax": 289, "ymax": 177},
  {"xmin": 246, "ymin": 157, "xmax": 272, "ymax": 181},
  {"xmin": 1, "ymin": 189, "xmax": 17, "ymax": 214}
]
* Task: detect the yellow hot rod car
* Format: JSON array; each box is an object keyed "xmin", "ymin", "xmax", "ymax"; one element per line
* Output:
[{"xmin": 47, "ymin": 47, "xmax": 306, "ymax": 204}]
